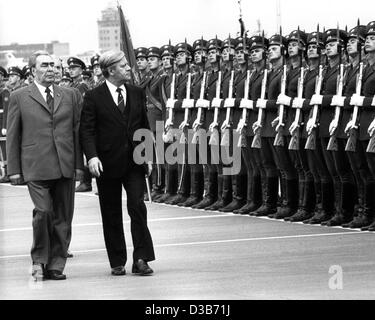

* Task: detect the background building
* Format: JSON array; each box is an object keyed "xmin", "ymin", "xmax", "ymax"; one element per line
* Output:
[{"xmin": 97, "ymin": 5, "xmax": 121, "ymax": 53}]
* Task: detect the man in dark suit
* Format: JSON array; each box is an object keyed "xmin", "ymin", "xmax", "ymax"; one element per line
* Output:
[
  {"xmin": 6, "ymin": 50, "xmax": 84, "ymax": 280},
  {"xmin": 79, "ymin": 50, "xmax": 155, "ymax": 276}
]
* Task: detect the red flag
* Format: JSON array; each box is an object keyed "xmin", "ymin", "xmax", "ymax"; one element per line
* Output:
[{"xmin": 117, "ymin": 4, "xmax": 138, "ymax": 84}]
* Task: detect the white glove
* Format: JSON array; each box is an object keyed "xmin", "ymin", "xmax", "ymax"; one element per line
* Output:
[
  {"xmin": 368, "ymin": 118, "xmax": 375, "ymax": 137},
  {"xmin": 88, "ymin": 157, "xmax": 103, "ymax": 178},
  {"xmin": 179, "ymin": 120, "xmax": 188, "ymax": 130},
  {"xmin": 221, "ymin": 119, "xmax": 229, "ymax": 131},
  {"xmin": 310, "ymin": 94, "xmax": 323, "ymax": 106},
  {"xmin": 1, "ymin": 128, "xmax": 6, "ymax": 136},
  {"xmin": 372, "ymin": 97, "xmax": 375, "ymax": 106},
  {"xmin": 192, "ymin": 119, "xmax": 200, "ymax": 131},
  {"xmin": 252, "ymin": 120, "xmax": 261, "ymax": 133},
  {"xmin": 329, "ymin": 118, "xmax": 339, "ymax": 136},
  {"xmin": 209, "ymin": 121, "xmax": 218, "ymax": 132},
  {"xmin": 344, "ymin": 120, "xmax": 356, "ymax": 134},
  {"xmin": 165, "ymin": 118, "xmax": 173, "ymax": 129},
  {"xmin": 331, "ymin": 95, "xmax": 345, "ymax": 107},
  {"xmin": 350, "ymin": 94, "xmax": 365, "ymax": 107},
  {"xmin": 289, "ymin": 121, "xmax": 299, "ymax": 135},
  {"xmin": 306, "ymin": 118, "xmax": 316, "ymax": 135},
  {"xmin": 236, "ymin": 118, "xmax": 246, "ymax": 132},
  {"xmin": 276, "ymin": 93, "xmax": 292, "ymax": 106},
  {"xmin": 292, "ymin": 98, "xmax": 305, "ymax": 109},
  {"xmin": 256, "ymin": 99, "xmax": 267, "ymax": 109}
]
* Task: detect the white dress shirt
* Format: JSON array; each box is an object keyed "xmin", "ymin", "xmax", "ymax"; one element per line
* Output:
[
  {"xmin": 106, "ymin": 80, "xmax": 126, "ymax": 106},
  {"xmin": 34, "ymin": 80, "xmax": 54, "ymax": 101}
]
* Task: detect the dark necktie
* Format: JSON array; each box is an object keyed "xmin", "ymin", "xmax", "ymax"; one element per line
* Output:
[
  {"xmin": 45, "ymin": 87, "xmax": 54, "ymax": 113},
  {"xmin": 116, "ymin": 87, "xmax": 125, "ymax": 114}
]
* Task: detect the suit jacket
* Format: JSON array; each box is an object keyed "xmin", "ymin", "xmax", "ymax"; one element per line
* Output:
[
  {"xmin": 79, "ymin": 81, "xmax": 150, "ymax": 178},
  {"xmin": 6, "ymin": 82, "xmax": 83, "ymax": 181}
]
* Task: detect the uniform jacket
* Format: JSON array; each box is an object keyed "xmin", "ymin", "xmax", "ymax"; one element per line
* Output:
[
  {"xmin": 6, "ymin": 82, "xmax": 83, "ymax": 181},
  {"xmin": 247, "ymin": 68, "xmax": 265, "ymax": 137}
]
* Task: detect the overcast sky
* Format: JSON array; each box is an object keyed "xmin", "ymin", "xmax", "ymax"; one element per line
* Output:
[{"xmin": 0, "ymin": 0, "xmax": 373, "ymax": 54}]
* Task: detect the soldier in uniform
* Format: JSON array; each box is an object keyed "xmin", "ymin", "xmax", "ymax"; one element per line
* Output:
[
  {"xmin": 177, "ymin": 39, "xmax": 207, "ymax": 207},
  {"xmin": 91, "ymin": 54, "xmax": 105, "ymax": 88},
  {"xmin": 0, "ymin": 66, "xmax": 7, "ymax": 89},
  {"xmin": 67, "ymin": 57, "xmax": 91, "ymax": 193},
  {"xmin": 144, "ymin": 46, "xmax": 166, "ymax": 200},
  {"xmin": 60, "ymin": 72, "xmax": 73, "ymax": 87},
  {"xmin": 309, "ymin": 28, "xmax": 348, "ymax": 224},
  {"xmin": 22, "ymin": 65, "xmax": 34, "ymax": 85},
  {"xmin": 53, "ymin": 57, "xmax": 63, "ymax": 86},
  {"xmin": 296, "ymin": 30, "xmax": 331, "ymax": 224},
  {"xmin": 233, "ymin": 35, "xmax": 268, "ymax": 215},
  {"xmin": 154, "ymin": 43, "xmax": 178, "ymax": 203},
  {"xmin": 219, "ymin": 36, "xmax": 248, "ymax": 213},
  {"xmin": 250, "ymin": 34, "xmax": 287, "ymax": 217},
  {"xmin": 1, "ymin": 66, "xmax": 24, "ymax": 183},
  {"xmin": 82, "ymin": 67, "xmax": 93, "ymax": 89},
  {"xmin": 135, "ymin": 47, "xmax": 151, "ymax": 87},
  {"xmin": 346, "ymin": 21, "xmax": 375, "ymax": 231},
  {"xmin": 164, "ymin": 42, "xmax": 194, "ymax": 205},
  {"xmin": 277, "ymin": 29, "xmax": 317, "ymax": 222}
]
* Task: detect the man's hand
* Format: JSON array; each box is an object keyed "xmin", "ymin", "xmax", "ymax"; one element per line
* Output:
[
  {"xmin": 88, "ymin": 157, "xmax": 103, "ymax": 178},
  {"xmin": 306, "ymin": 118, "xmax": 316, "ymax": 135},
  {"xmin": 220, "ymin": 119, "xmax": 229, "ymax": 131},
  {"xmin": 1, "ymin": 128, "xmax": 6, "ymax": 136},
  {"xmin": 289, "ymin": 121, "xmax": 299, "ymax": 135},
  {"xmin": 209, "ymin": 121, "xmax": 218, "ymax": 132},
  {"xmin": 310, "ymin": 94, "xmax": 323, "ymax": 106},
  {"xmin": 147, "ymin": 161, "xmax": 153, "ymax": 177},
  {"xmin": 271, "ymin": 116, "xmax": 280, "ymax": 128},
  {"xmin": 9, "ymin": 174, "xmax": 23, "ymax": 185},
  {"xmin": 329, "ymin": 118, "xmax": 339, "ymax": 136},
  {"xmin": 75, "ymin": 169, "xmax": 84, "ymax": 181},
  {"xmin": 252, "ymin": 120, "xmax": 261, "ymax": 134}
]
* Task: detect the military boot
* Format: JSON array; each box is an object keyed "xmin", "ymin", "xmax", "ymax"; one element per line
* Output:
[
  {"xmin": 234, "ymin": 174, "xmax": 262, "ymax": 215},
  {"xmin": 250, "ymin": 176, "xmax": 278, "ymax": 217},
  {"xmin": 274, "ymin": 179, "xmax": 299, "ymax": 219},
  {"xmin": 219, "ymin": 173, "xmax": 246, "ymax": 212}
]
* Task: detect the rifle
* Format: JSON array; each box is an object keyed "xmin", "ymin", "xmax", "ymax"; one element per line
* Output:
[
  {"xmin": 208, "ymin": 36, "xmax": 223, "ymax": 146},
  {"xmin": 191, "ymin": 69, "xmax": 209, "ymax": 144},
  {"xmin": 327, "ymin": 26, "xmax": 345, "ymax": 151},
  {"xmin": 251, "ymin": 31, "xmax": 268, "ymax": 149},
  {"xmin": 305, "ymin": 25, "xmax": 323, "ymax": 150},
  {"xmin": 162, "ymin": 71, "xmax": 177, "ymax": 143},
  {"xmin": 220, "ymin": 36, "xmax": 235, "ymax": 147},
  {"xmin": 273, "ymin": 28, "xmax": 287, "ymax": 147},
  {"xmin": 345, "ymin": 20, "xmax": 363, "ymax": 152},
  {"xmin": 236, "ymin": 35, "xmax": 253, "ymax": 148},
  {"xmin": 179, "ymin": 40, "xmax": 194, "ymax": 144},
  {"xmin": 288, "ymin": 28, "xmax": 305, "ymax": 150},
  {"xmin": 0, "ymin": 138, "xmax": 5, "ymax": 179}
]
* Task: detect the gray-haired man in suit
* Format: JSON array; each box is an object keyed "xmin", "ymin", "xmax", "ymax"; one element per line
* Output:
[{"xmin": 6, "ymin": 51, "xmax": 84, "ymax": 280}]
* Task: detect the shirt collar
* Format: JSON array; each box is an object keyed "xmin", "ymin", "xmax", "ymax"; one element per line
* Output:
[
  {"xmin": 34, "ymin": 80, "xmax": 54, "ymax": 97},
  {"xmin": 106, "ymin": 79, "xmax": 125, "ymax": 94}
]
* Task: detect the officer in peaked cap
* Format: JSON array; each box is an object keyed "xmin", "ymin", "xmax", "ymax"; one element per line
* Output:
[
  {"xmin": 8, "ymin": 66, "xmax": 23, "ymax": 78},
  {"xmin": 145, "ymin": 46, "xmax": 166, "ymax": 201},
  {"xmin": 135, "ymin": 47, "xmax": 150, "ymax": 87},
  {"xmin": 67, "ymin": 56, "xmax": 86, "ymax": 70},
  {"xmin": 22, "ymin": 65, "xmax": 34, "ymax": 85},
  {"xmin": 91, "ymin": 54, "xmax": 100, "ymax": 67},
  {"xmin": 68, "ymin": 56, "xmax": 91, "ymax": 194}
]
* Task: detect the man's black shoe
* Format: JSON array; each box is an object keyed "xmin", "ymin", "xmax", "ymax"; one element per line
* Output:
[
  {"xmin": 45, "ymin": 270, "xmax": 67, "ymax": 280},
  {"xmin": 132, "ymin": 259, "xmax": 153, "ymax": 276},
  {"xmin": 31, "ymin": 263, "xmax": 45, "ymax": 281},
  {"xmin": 75, "ymin": 183, "xmax": 92, "ymax": 192},
  {"xmin": 111, "ymin": 266, "xmax": 126, "ymax": 276},
  {"xmin": 67, "ymin": 250, "xmax": 73, "ymax": 258}
]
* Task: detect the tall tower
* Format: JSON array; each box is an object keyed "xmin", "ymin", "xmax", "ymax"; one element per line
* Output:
[{"xmin": 97, "ymin": 4, "xmax": 121, "ymax": 53}]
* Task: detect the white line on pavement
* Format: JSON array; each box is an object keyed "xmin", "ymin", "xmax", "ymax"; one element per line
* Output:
[{"xmin": 0, "ymin": 230, "xmax": 367, "ymax": 260}]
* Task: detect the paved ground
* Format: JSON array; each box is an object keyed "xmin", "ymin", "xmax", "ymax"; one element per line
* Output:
[{"xmin": 1, "ymin": 182, "xmax": 375, "ymax": 300}]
